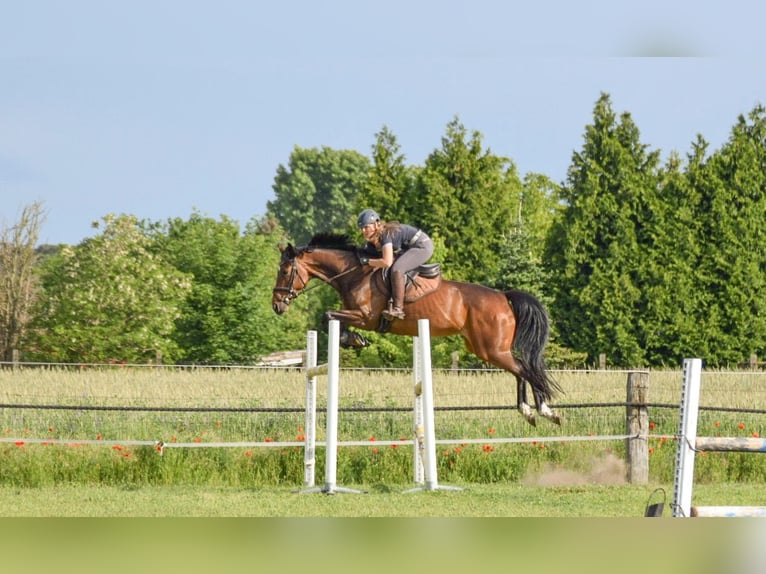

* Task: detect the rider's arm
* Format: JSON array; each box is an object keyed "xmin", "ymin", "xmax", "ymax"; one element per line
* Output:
[{"xmin": 366, "ymin": 243, "xmax": 394, "ymax": 268}]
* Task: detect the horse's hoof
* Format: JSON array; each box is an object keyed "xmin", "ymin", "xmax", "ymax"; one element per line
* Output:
[
  {"xmin": 539, "ymin": 403, "xmax": 562, "ymax": 426},
  {"xmin": 519, "ymin": 403, "xmax": 536, "ymax": 426},
  {"xmin": 342, "ymin": 331, "xmax": 369, "ymax": 349}
]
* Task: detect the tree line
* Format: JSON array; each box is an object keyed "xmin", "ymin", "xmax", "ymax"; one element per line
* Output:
[{"xmin": 3, "ymin": 93, "xmax": 766, "ymax": 368}]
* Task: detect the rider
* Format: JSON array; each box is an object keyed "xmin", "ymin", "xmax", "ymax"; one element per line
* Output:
[{"xmin": 357, "ymin": 209, "xmax": 434, "ymax": 321}]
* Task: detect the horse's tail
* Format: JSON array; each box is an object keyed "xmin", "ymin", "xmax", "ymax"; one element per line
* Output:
[{"xmin": 505, "ymin": 290, "xmax": 562, "ymax": 402}]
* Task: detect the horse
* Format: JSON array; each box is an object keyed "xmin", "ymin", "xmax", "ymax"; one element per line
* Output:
[{"xmin": 271, "ymin": 233, "xmax": 562, "ymax": 426}]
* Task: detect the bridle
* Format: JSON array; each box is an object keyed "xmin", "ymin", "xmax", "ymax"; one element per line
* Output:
[
  {"xmin": 272, "ymin": 251, "xmax": 362, "ymax": 306},
  {"xmin": 272, "ymin": 255, "xmax": 306, "ymax": 306}
]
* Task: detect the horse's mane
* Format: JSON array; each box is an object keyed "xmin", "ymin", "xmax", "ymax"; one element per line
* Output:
[{"xmin": 306, "ymin": 233, "xmax": 357, "ymax": 252}]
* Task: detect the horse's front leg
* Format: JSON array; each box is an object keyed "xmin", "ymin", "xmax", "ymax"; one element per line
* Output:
[{"xmin": 323, "ymin": 310, "xmax": 371, "ymax": 349}]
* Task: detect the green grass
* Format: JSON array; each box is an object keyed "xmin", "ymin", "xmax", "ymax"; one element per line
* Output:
[{"xmin": 0, "ymin": 481, "xmax": 761, "ymax": 517}]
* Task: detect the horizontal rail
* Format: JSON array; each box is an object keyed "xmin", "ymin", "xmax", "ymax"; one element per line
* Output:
[
  {"xmin": 694, "ymin": 437, "xmax": 766, "ymax": 453},
  {"xmin": 2, "ymin": 401, "xmax": 765, "ymax": 415},
  {"xmin": 306, "ymin": 363, "xmax": 328, "ymax": 377},
  {"xmin": 692, "ymin": 506, "xmax": 766, "ymax": 518},
  {"xmin": 1, "ymin": 434, "xmax": 635, "ymax": 449}
]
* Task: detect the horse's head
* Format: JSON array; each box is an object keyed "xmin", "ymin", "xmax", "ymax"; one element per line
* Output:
[
  {"xmin": 272, "ymin": 233, "xmax": 367, "ymax": 315},
  {"xmin": 271, "ymin": 243, "xmax": 310, "ymax": 315}
]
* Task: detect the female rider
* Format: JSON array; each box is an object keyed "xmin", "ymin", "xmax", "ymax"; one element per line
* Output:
[{"xmin": 356, "ymin": 209, "xmax": 434, "ymax": 320}]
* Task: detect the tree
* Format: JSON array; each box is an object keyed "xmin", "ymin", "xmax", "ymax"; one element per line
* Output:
[
  {"xmin": 416, "ymin": 117, "xmax": 520, "ymax": 284},
  {"xmin": 27, "ymin": 214, "xmax": 191, "ymax": 363},
  {"xmin": 153, "ymin": 212, "xmax": 310, "ymax": 363},
  {"xmin": 267, "ymin": 146, "xmax": 370, "ymax": 244},
  {"xmin": 356, "ymin": 126, "xmax": 418, "ymax": 226},
  {"xmin": 520, "ymin": 173, "xmax": 562, "ymax": 261},
  {"xmin": 691, "ymin": 105, "xmax": 766, "ymax": 366},
  {"xmin": 547, "ymin": 93, "xmax": 661, "ymax": 367},
  {"xmin": 0, "ymin": 201, "xmax": 46, "ymax": 361},
  {"xmin": 637, "ymin": 145, "xmax": 707, "ymax": 366}
]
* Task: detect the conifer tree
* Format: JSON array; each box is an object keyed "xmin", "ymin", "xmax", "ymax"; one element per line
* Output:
[
  {"xmin": 547, "ymin": 93, "xmax": 660, "ymax": 366},
  {"xmin": 693, "ymin": 105, "xmax": 766, "ymax": 365},
  {"xmin": 417, "ymin": 117, "xmax": 519, "ymax": 284}
]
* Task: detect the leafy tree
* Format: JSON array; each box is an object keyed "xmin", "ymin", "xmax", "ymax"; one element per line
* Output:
[
  {"xmin": 153, "ymin": 213, "xmax": 311, "ymax": 364},
  {"xmin": 267, "ymin": 146, "xmax": 370, "ymax": 244},
  {"xmin": 547, "ymin": 93, "xmax": 661, "ymax": 367},
  {"xmin": 0, "ymin": 201, "xmax": 46, "ymax": 361},
  {"xmin": 27, "ymin": 214, "xmax": 191, "ymax": 363}
]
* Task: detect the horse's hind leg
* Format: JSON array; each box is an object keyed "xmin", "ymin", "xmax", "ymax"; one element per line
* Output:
[
  {"xmin": 465, "ymin": 337, "xmax": 538, "ymax": 426},
  {"xmin": 515, "ymin": 376, "xmax": 537, "ymax": 426},
  {"xmin": 462, "ymin": 328, "xmax": 546, "ymax": 426},
  {"xmin": 529, "ymin": 384, "xmax": 561, "ymax": 426}
]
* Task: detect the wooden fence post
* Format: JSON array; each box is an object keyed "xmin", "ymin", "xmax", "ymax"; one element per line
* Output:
[{"xmin": 626, "ymin": 370, "xmax": 649, "ymax": 484}]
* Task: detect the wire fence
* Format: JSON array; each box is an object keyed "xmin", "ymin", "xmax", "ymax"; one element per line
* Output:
[{"xmin": 2, "ymin": 364, "xmax": 765, "ymax": 452}]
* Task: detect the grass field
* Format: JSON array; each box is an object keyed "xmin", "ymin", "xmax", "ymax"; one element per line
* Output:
[
  {"xmin": 0, "ymin": 481, "xmax": 761, "ymax": 517},
  {"xmin": 1, "ymin": 365, "xmax": 765, "ymax": 518}
]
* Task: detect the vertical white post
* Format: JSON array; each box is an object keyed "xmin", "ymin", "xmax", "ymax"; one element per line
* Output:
[
  {"xmin": 403, "ymin": 320, "xmax": 461, "ymax": 494},
  {"xmin": 303, "ymin": 330, "xmax": 318, "ymax": 487},
  {"xmin": 418, "ymin": 319, "xmax": 440, "ymax": 490},
  {"xmin": 672, "ymin": 358, "xmax": 702, "ymax": 517},
  {"xmin": 324, "ymin": 320, "xmax": 340, "ymax": 493},
  {"xmin": 413, "ymin": 334, "xmax": 425, "ymax": 484}
]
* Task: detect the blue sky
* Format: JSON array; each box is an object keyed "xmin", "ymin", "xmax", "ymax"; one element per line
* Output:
[{"xmin": 1, "ymin": 1, "xmax": 764, "ymax": 245}]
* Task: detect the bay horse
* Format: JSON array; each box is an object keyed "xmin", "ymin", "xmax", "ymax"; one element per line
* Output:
[{"xmin": 271, "ymin": 233, "xmax": 561, "ymax": 425}]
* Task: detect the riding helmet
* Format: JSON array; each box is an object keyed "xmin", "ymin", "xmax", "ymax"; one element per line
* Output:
[{"xmin": 357, "ymin": 209, "xmax": 380, "ymax": 228}]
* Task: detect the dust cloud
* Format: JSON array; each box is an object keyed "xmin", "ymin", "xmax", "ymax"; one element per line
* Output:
[{"xmin": 522, "ymin": 453, "xmax": 627, "ymax": 486}]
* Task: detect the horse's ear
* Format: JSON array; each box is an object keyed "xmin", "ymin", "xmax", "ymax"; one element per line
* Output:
[{"xmin": 279, "ymin": 242, "xmax": 296, "ymax": 258}]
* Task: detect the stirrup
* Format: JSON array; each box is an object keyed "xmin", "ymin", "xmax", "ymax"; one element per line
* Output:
[{"xmin": 383, "ymin": 306, "xmax": 405, "ymax": 320}]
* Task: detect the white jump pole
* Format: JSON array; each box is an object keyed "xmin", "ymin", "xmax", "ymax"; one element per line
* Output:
[
  {"xmin": 413, "ymin": 332, "xmax": 425, "ymax": 484},
  {"xmin": 301, "ymin": 320, "xmax": 362, "ymax": 495},
  {"xmin": 672, "ymin": 358, "xmax": 702, "ymax": 517},
  {"xmin": 404, "ymin": 319, "xmax": 461, "ymax": 493},
  {"xmin": 303, "ymin": 330, "xmax": 319, "ymax": 487},
  {"xmin": 324, "ymin": 319, "xmax": 341, "ymax": 492}
]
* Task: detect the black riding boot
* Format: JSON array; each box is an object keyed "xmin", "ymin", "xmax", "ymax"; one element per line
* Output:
[{"xmin": 384, "ymin": 270, "xmax": 406, "ymax": 320}]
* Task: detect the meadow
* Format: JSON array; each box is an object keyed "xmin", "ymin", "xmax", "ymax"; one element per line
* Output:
[{"xmin": 1, "ymin": 364, "xmax": 765, "ymax": 516}]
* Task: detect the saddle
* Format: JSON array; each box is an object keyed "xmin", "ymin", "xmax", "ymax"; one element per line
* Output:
[
  {"xmin": 376, "ymin": 263, "xmax": 442, "ymax": 303},
  {"xmin": 369, "ymin": 264, "xmax": 440, "ymax": 333}
]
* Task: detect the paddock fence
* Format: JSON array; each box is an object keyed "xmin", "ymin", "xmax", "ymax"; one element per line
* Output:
[{"xmin": 1, "ymin": 362, "xmax": 765, "ymax": 485}]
